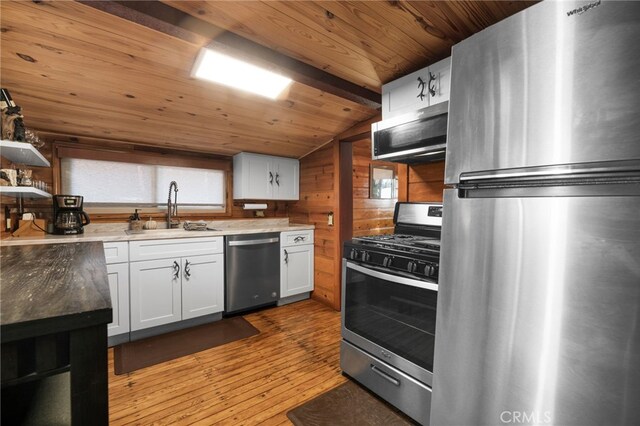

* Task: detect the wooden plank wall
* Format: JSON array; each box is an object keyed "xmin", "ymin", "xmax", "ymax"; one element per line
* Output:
[
  {"xmin": 288, "ymin": 142, "xmax": 340, "ymax": 311},
  {"xmin": 351, "ymin": 139, "xmax": 403, "ymax": 237},
  {"xmin": 407, "ymin": 161, "xmax": 446, "ymax": 202}
]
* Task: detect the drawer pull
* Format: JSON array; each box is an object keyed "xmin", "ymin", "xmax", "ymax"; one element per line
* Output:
[{"xmin": 370, "ymin": 365, "xmax": 400, "ymax": 386}]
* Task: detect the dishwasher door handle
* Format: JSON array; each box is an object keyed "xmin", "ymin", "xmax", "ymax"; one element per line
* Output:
[{"xmin": 228, "ymin": 237, "xmax": 279, "ymax": 246}]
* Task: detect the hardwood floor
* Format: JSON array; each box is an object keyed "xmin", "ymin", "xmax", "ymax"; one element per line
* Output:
[{"xmin": 108, "ymin": 299, "xmax": 346, "ymax": 425}]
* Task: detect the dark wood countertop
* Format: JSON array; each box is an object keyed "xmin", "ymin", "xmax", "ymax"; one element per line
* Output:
[{"xmin": 1, "ymin": 242, "xmax": 112, "ymax": 343}]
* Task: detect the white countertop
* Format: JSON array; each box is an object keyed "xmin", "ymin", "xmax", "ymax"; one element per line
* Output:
[{"xmin": 0, "ymin": 219, "xmax": 314, "ymax": 247}]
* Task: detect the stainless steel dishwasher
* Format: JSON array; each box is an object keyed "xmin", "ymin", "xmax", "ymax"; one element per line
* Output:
[{"xmin": 225, "ymin": 233, "xmax": 280, "ymax": 314}]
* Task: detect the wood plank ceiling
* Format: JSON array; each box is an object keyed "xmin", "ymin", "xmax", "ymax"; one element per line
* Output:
[{"xmin": 0, "ymin": 0, "xmax": 535, "ymax": 159}]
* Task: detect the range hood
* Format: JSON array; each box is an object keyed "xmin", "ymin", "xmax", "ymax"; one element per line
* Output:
[{"xmin": 371, "ymin": 102, "xmax": 448, "ymax": 164}]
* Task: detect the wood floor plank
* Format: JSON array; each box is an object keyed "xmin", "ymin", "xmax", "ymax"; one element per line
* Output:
[
  {"xmin": 108, "ymin": 299, "xmax": 343, "ymax": 425},
  {"xmin": 109, "ymin": 316, "xmax": 339, "ymax": 412},
  {"xmin": 111, "ymin": 343, "xmax": 339, "ymax": 422}
]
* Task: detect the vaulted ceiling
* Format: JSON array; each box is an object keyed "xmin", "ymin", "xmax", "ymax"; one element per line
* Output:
[{"xmin": 0, "ymin": 0, "xmax": 535, "ymax": 159}]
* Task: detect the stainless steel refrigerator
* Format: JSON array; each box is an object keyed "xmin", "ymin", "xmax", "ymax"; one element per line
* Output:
[{"xmin": 432, "ymin": 1, "xmax": 640, "ymax": 425}]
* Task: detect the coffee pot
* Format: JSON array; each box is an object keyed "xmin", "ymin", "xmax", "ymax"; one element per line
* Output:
[{"xmin": 53, "ymin": 195, "xmax": 90, "ymax": 235}]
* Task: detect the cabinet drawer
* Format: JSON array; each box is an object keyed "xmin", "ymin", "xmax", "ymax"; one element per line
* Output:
[
  {"xmin": 103, "ymin": 242, "xmax": 129, "ymax": 264},
  {"xmin": 130, "ymin": 237, "xmax": 223, "ymax": 262},
  {"xmin": 281, "ymin": 230, "xmax": 314, "ymax": 247}
]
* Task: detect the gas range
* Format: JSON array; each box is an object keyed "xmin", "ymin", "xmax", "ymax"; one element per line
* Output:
[
  {"xmin": 341, "ymin": 202, "xmax": 443, "ymax": 424},
  {"xmin": 344, "ymin": 202, "xmax": 443, "ymax": 281}
]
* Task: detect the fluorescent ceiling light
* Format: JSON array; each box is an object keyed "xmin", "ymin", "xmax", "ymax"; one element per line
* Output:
[{"xmin": 191, "ymin": 48, "xmax": 292, "ymax": 99}]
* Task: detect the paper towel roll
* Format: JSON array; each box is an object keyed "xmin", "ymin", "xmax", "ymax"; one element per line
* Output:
[{"xmin": 243, "ymin": 203, "xmax": 268, "ymax": 210}]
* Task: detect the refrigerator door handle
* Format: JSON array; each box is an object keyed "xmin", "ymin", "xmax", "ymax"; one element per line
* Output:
[{"xmin": 459, "ymin": 160, "xmax": 640, "ymax": 183}]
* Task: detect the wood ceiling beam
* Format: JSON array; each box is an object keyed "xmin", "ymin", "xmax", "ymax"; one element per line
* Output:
[{"xmin": 77, "ymin": 0, "xmax": 382, "ymax": 109}]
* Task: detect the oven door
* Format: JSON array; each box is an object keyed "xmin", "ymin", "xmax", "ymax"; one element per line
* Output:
[{"xmin": 341, "ymin": 259, "xmax": 438, "ymax": 386}]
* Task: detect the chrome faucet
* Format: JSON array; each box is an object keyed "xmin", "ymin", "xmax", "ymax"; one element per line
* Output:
[{"xmin": 167, "ymin": 181, "xmax": 179, "ymax": 228}]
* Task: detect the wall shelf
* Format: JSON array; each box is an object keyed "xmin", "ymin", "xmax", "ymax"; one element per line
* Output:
[
  {"xmin": 0, "ymin": 140, "xmax": 50, "ymax": 167},
  {"xmin": 0, "ymin": 186, "xmax": 52, "ymax": 199}
]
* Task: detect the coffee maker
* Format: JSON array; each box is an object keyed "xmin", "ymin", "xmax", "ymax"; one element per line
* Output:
[{"xmin": 53, "ymin": 195, "xmax": 90, "ymax": 235}]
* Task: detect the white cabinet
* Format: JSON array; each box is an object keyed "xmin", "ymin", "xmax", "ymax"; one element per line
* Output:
[
  {"xmin": 103, "ymin": 242, "xmax": 130, "ymax": 339},
  {"xmin": 181, "ymin": 254, "xmax": 224, "ymax": 320},
  {"xmin": 272, "ymin": 157, "xmax": 299, "ymax": 200},
  {"xmin": 129, "ymin": 257, "xmax": 182, "ymax": 330},
  {"xmin": 106, "ymin": 263, "xmax": 130, "ymax": 337},
  {"xmin": 382, "ymin": 56, "xmax": 451, "ymax": 120},
  {"xmin": 129, "ymin": 237, "xmax": 224, "ymax": 332},
  {"xmin": 280, "ymin": 230, "xmax": 314, "ymax": 299},
  {"xmin": 428, "ymin": 57, "xmax": 451, "ymax": 106},
  {"xmin": 233, "ymin": 152, "xmax": 299, "ymax": 200}
]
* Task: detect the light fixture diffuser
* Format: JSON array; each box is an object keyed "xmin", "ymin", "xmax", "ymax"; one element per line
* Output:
[{"xmin": 191, "ymin": 48, "xmax": 292, "ymax": 99}]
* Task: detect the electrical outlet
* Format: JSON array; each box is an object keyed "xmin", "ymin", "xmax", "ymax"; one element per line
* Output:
[
  {"xmin": 327, "ymin": 211, "xmax": 334, "ymax": 226},
  {"xmin": 254, "ymin": 210, "xmax": 265, "ymax": 218}
]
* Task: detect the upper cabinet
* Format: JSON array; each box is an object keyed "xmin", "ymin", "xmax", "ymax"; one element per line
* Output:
[
  {"xmin": 381, "ymin": 56, "xmax": 451, "ymax": 120},
  {"xmin": 233, "ymin": 152, "xmax": 299, "ymax": 200}
]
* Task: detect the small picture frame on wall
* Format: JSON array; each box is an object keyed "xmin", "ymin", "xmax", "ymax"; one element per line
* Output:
[{"xmin": 370, "ymin": 164, "xmax": 397, "ymax": 199}]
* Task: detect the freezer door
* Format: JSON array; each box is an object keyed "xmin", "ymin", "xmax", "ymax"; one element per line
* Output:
[
  {"xmin": 432, "ymin": 189, "xmax": 640, "ymax": 425},
  {"xmin": 445, "ymin": 0, "xmax": 640, "ymax": 184}
]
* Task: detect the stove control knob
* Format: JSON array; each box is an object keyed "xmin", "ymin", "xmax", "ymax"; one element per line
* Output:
[
  {"xmin": 383, "ymin": 256, "xmax": 393, "ymax": 267},
  {"xmin": 361, "ymin": 251, "xmax": 370, "ymax": 262},
  {"xmin": 407, "ymin": 261, "xmax": 417, "ymax": 273},
  {"xmin": 424, "ymin": 264, "xmax": 433, "ymax": 276},
  {"xmin": 350, "ymin": 249, "xmax": 358, "ymax": 260}
]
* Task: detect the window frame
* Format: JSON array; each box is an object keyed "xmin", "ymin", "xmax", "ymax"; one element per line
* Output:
[{"xmin": 53, "ymin": 143, "xmax": 233, "ymax": 219}]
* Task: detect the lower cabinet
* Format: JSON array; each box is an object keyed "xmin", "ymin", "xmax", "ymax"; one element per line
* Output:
[
  {"xmin": 281, "ymin": 244, "xmax": 314, "ymax": 297},
  {"xmin": 129, "ymin": 257, "xmax": 182, "ymax": 331},
  {"xmin": 106, "ymin": 262, "xmax": 130, "ymax": 337},
  {"xmin": 129, "ymin": 237, "xmax": 224, "ymax": 332},
  {"xmin": 280, "ymin": 230, "xmax": 314, "ymax": 299},
  {"xmin": 181, "ymin": 254, "xmax": 224, "ymax": 320},
  {"xmin": 104, "ymin": 242, "xmax": 130, "ymax": 341}
]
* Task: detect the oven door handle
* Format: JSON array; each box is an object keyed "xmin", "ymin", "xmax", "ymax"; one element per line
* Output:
[
  {"xmin": 370, "ymin": 365, "xmax": 401, "ymax": 386},
  {"xmin": 346, "ymin": 261, "xmax": 438, "ymax": 292}
]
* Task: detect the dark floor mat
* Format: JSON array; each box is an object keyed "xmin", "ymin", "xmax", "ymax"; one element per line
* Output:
[
  {"xmin": 113, "ymin": 316, "xmax": 259, "ymax": 375},
  {"xmin": 287, "ymin": 380, "xmax": 418, "ymax": 425}
]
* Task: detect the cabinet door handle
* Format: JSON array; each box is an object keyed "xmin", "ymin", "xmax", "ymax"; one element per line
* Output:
[
  {"xmin": 428, "ymin": 71, "xmax": 437, "ymax": 97},
  {"xmin": 173, "ymin": 260, "xmax": 180, "ymax": 280},
  {"xmin": 269, "ymin": 171, "xmax": 274, "ymax": 185},
  {"xmin": 184, "ymin": 259, "xmax": 191, "ymax": 278},
  {"xmin": 293, "ymin": 236, "xmax": 305, "ymax": 243},
  {"xmin": 284, "ymin": 249, "xmax": 288, "ymax": 264},
  {"xmin": 275, "ymin": 172, "xmax": 280, "ymax": 186}
]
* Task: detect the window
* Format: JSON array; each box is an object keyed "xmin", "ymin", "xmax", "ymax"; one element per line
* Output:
[
  {"xmin": 369, "ymin": 165, "xmax": 398, "ymax": 199},
  {"xmin": 61, "ymin": 158, "xmax": 225, "ymax": 210}
]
